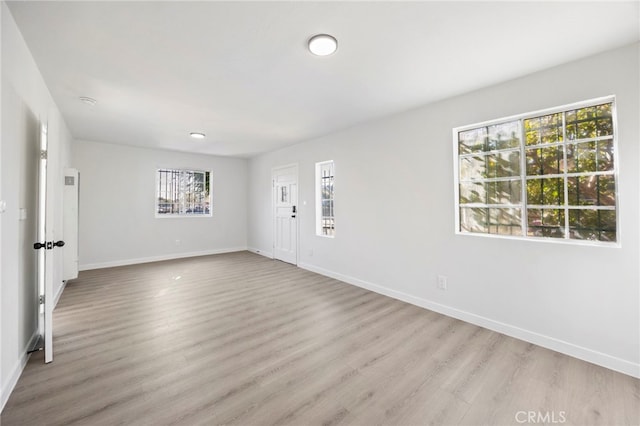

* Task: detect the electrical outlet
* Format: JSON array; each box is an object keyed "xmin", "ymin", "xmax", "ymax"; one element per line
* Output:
[
  {"xmin": 175, "ymin": 239, "xmax": 181, "ymax": 246},
  {"xmin": 437, "ymin": 275, "xmax": 448, "ymax": 290}
]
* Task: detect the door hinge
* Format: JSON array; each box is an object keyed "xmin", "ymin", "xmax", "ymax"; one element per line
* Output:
[
  {"xmin": 39, "ymin": 295, "xmax": 45, "ymax": 305},
  {"xmin": 40, "ymin": 150, "xmax": 48, "ymax": 160}
]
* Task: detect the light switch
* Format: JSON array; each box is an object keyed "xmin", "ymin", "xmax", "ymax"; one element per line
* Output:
[
  {"xmin": 19, "ymin": 208, "xmax": 27, "ymax": 221},
  {"xmin": 0, "ymin": 200, "xmax": 6, "ymax": 213}
]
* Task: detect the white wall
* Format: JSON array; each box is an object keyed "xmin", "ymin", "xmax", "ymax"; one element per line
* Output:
[
  {"xmin": 248, "ymin": 43, "xmax": 640, "ymax": 377},
  {"xmin": 73, "ymin": 140, "xmax": 248, "ymax": 269},
  {"xmin": 1, "ymin": 2, "xmax": 74, "ymax": 410}
]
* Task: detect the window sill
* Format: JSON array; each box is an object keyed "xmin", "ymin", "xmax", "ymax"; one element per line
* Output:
[
  {"xmin": 455, "ymin": 230, "xmax": 620, "ymax": 248},
  {"xmin": 316, "ymin": 234, "xmax": 335, "ymax": 239},
  {"xmin": 155, "ymin": 214, "xmax": 213, "ymax": 219}
]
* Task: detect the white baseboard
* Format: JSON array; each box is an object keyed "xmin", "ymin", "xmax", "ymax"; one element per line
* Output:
[
  {"xmin": 53, "ymin": 280, "xmax": 68, "ymax": 308},
  {"xmin": 298, "ymin": 262, "xmax": 640, "ymax": 379},
  {"xmin": 247, "ymin": 247, "xmax": 273, "ymax": 259},
  {"xmin": 1, "ymin": 330, "xmax": 39, "ymax": 413},
  {"xmin": 79, "ymin": 247, "xmax": 248, "ymax": 271}
]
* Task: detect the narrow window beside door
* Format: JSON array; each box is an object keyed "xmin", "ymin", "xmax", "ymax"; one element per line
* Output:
[
  {"xmin": 156, "ymin": 169, "xmax": 212, "ymax": 217},
  {"xmin": 316, "ymin": 161, "xmax": 335, "ymax": 237}
]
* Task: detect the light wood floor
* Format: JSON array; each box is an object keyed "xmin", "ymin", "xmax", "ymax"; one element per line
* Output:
[{"xmin": 2, "ymin": 251, "xmax": 638, "ymax": 426}]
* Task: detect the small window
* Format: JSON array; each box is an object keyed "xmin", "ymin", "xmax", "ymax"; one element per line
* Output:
[
  {"xmin": 316, "ymin": 161, "xmax": 335, "ymax": 237},
  {"xmin": 454, "ymin": 97, "xmax": 618, "ymax": 244},
  {"xmin": 156, "ymin": 169, "xmax": 211, "ymax": 217}
]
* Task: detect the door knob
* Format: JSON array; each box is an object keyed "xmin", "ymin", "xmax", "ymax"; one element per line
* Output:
[{"xmin": 33, "ymin": 240, "xmax": 65, "ymax": 250}]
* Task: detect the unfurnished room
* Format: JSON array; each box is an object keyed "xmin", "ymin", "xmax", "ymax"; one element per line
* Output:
[{"xmin": 0, "ymin": 1, "xmax": 639, "ymax": 425}]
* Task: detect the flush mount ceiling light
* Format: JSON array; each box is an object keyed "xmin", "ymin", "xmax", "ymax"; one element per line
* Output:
[
  {"xmin": 79, "ymin": 96, "xmax": 97, "ymax": 106},
  {"xmin": 308, "ymin": 34, "xmax": 337, "ymax": 56},
  {"xmin": 190, "ymin": 132, "xmax": 206, "ymax": 139}
]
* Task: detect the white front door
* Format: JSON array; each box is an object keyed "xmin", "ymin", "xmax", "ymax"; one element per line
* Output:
[{"xmin": 273, "ymin": 165, "xmax": 298, "ymax": 265}]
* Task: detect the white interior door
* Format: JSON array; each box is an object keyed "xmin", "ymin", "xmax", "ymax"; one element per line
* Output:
[
  {"xmin": 273, "ymin": 165, "xmax": 298, "ymax": 265},
  {"xmin": 35, "ymin": 123, "xmax": 58, "ymax": 363}
]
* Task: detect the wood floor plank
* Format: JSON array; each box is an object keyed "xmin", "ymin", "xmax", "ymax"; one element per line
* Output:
[{"xmin": 2, "ymin": 251, "xmax": 638, "ymax": 426}]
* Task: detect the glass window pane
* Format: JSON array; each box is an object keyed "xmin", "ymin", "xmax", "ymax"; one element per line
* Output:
[
  {"xmin": 569, "ymin": 209, "xmax": 616, "ymax": 242},
  {"xmin": 596, "ymin": 139, "xmax": 615, "ymax": 172},
  {"xmin": 567, "ymin": 141, "xmax": 594, "ymax": 172},
  {"xmin": 577, "ymin": 106, "xmax": 596, "ymax": 120},
  {"xmin": 459, "ymin": 181, "xmax": 484, "ymax": 204},
  {"xmin": 526, "ymin": 146, "xmax": 563, "ymax": 176},
  {"xmin": 577, "ymin": 120, "xmax": 597, "ymax": 139},
  {"xmin": 527, "ymin": 209, "xmax": 565, "ymax": 238},
  {"xmin": 486, "ymin": 151, "xmax": 520, "ymax": 178},
  {"xmin": 460, "ymin": 208, "xmax": 488, "ymax": 233},
  {"xmin": 524, "ymin": 113, "xmax": 562, "ymax": 146},
  {"xmin": 459, "ymin": 128, "xmax": 487, "ymax": 154},
  {"xmin": 566, "ymin": 105, "xmax": 609, "ymax": 140},
  {"xmin": 459, "ymin": 155, "xmax": 486, "ymax": 180},
  {"xmin": 567, "ymin": 175, "xmax": 615, "ymax": 206},
  {"xmin": 487, "ymin": 121, "xmax": 521, "ymax": 151},
  {"xmin": 567, "ymin": 139, "xmax": 614, "ymax": 173},
  {"xmin": 488, "ymin": 208, "xmax": 522, "ymax": 236},
  {"xmin": 596, "ymin": 118, "xmax": 613, "ymax": 137},
  {"xmin": 459, "ymin": 179, "xmax": 521, "ymax": 205},
  {"xmin": 488, "ymin": 179, "xmax": 521, "ymax": 205},
  {"xmin": 526, "ymin": 178, "xmax": 564, "ymax": 205},
  {"xmin": 596, "ymin": 103, "xmax": 612, "ymax": 118}
]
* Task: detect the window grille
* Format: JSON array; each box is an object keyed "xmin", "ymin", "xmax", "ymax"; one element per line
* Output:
[
  {"xmin": 156, "ymin": 169, "xmax": 211, "ymax": 217},
  {"xmin": 316, "ymin": 161, "xmax": 335, "ymax": 237}
]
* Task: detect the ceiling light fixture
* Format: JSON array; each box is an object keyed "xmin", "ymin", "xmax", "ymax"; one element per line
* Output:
[
  {"xmin": 190, "ymin": 132, "xmax": 206, "ymax": 139},
  {"xmin": 308, "ymin": 34, "xmax": 337, "ymax": 56},
  {"xmin": 79, "ymin": 96, "xmax": 97, "ymax": 106}
]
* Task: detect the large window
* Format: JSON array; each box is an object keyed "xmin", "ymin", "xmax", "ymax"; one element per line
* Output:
[
  {"xmin": 156, "ymin": 169, "xmax": 211, "ymax": 217},
  {"xmin": 454, "ymin": 97, "xmax": 618, "ymax": 244},
  {"xmin": 316, "ymin": 160, "xmax": 335, "ymax": 237}
]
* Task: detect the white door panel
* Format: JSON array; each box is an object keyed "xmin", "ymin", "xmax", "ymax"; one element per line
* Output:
[
  {"xmin": 34, "ymin": 122, "xmax": 61, "ymax": 363},
  {"xmin": 273, "ymin": 165, "xmax": 297, "ymax": 265},
  {"xmin": 35, "ymin": 123, "xmax": 55, "ymax": 363}
]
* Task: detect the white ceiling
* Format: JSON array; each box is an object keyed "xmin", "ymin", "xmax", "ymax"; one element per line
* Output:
[{"xmin": 7, "ymin": 1, "xmax": 640, "ymax": 158}]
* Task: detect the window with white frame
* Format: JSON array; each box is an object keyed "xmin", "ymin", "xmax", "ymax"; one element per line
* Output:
[
  {"xmin": 316, "ymin": 161, "xmax": 335, "ymax": 237},
  {"xmin": 454, "ymin": 97, "xmax": 618, "ymax": 244},
  {"xmin": 156, "ymin": 169, "xmax": 211, "ymax": 217}
]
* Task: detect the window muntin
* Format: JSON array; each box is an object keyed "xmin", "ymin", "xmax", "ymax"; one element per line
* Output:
[
  {"xmin": 455, "ymin": 98, "xmax": 617, "ymax": 244},
  {"xmin": 316, "ymin": 161, "xmax": 335, "ymax": 237},
  {"xmin": 156, "ymin": 169, "xmax": 211, "ymax": 217}
]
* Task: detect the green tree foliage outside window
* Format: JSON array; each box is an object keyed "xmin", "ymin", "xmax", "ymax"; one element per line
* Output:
[{"xmin": 456, "ymin": 100, "xmax": 617, "ymax": 243}]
